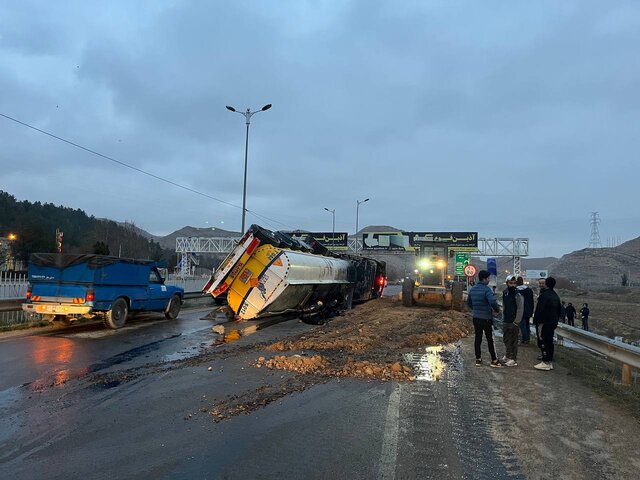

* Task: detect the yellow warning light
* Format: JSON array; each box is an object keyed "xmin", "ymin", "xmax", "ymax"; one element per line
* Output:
[{"xmin": 436, "ymin": 260, "xmax": 446, "ymax": 269}]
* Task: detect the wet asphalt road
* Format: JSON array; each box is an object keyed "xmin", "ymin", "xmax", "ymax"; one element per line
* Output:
[{"xmin": 0, "ymin": 302, "xmax": 524, "ymax": 480}]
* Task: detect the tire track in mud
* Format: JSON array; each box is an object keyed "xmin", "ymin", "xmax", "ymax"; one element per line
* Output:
[
  {"xmin": 394, "ymin": 381, "xmax": 464, "ymax": 479},
  {"xmin": 446, "ymin": 356, "xmax": 525, "ymax": 480}
]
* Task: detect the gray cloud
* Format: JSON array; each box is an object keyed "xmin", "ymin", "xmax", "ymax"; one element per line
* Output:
[{"xmin": 1, "ymin": 0, "xmax": 639, "ymax": 256}]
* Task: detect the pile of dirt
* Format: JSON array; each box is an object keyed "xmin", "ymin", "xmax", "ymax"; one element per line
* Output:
[
  {"xmin": 256, "ymin": 298, "xmax": 470, "ymax": 382},
  {"xmin": 255, "ymin": 355, "xmax": 415, "ymax": 381},
  {"xmin": 256, "ymin": 354, "xmax": 327, "ymax": 374}
]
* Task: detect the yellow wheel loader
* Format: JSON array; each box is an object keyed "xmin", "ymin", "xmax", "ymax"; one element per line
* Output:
[{"xmin": 401, "ymin": 245, "xmax": 464, "ymax": 311}]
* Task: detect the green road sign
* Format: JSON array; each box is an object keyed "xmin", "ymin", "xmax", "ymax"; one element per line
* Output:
[{"xmin": 455, "ymin": 253, "xmax": 470, "ymax": 275}]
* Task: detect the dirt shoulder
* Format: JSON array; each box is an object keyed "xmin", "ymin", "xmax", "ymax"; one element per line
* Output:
[
  {"xmin": 558, "ymin": 289, "xmax": 640, "ymax": 341},
  {"xmin": 464, "ymin": 335, "xmax": 640, "ymax": 479}
]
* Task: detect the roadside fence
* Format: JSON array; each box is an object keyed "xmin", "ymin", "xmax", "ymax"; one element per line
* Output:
[{"xmin": 0, "ymin": 271, "xmax": 28, "ymax": 299}]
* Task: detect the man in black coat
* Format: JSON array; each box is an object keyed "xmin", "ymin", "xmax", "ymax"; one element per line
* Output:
[
  {"xmin": 580, "ymin": 303, "xmax": 590, "ymax": 331},
  {"xmin": 533, "ymin": 277, "xmax": 562, "ymax": 371},
  {"xmin": 565, "ymin": 302, "xmax": 577, "ymax": 327}
]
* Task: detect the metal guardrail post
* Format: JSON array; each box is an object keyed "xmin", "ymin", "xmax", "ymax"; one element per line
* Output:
[{"xmin": 556, "ymin": 323, "xmax": 640, "ymax": 386}]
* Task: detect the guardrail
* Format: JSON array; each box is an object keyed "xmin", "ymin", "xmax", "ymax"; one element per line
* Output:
[
  {"xmin": 0, "ymin": 298, "xmax": 22, "ymax": 312},
  {"xmin": 556, "ymin": 323, "xmax": 640, "ymax": 386}
]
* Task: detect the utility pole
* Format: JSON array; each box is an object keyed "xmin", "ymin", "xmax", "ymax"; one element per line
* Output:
[
  {"xmin": 226, "ymin": 103, "xmax": 272, "ymax": 233},
  {"xmin": 324, "ymin": 207, "xmax": 335, "ymax": 248},
  {"xmin": 355, "ymin": 198, "xmax": 369, "ymax": 254}
]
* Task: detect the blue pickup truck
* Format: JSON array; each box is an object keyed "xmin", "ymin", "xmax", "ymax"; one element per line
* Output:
[{"xmin": 22, "ymin": 254, "xmax": 184, "ymax": 329}]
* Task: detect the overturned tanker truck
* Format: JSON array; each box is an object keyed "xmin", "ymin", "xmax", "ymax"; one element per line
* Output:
[{"xmin": 202, "ymin": 225, "xmax": 386, "ymax": 322}]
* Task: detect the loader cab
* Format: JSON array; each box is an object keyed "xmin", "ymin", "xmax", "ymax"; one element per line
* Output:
[{"xmin": 414, "ymin": 245, "xmax": 448, "ymax": 287}]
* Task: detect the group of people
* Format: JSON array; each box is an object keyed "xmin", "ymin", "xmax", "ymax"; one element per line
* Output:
[
  {"xmin": 560, "ymin": 300, "xmax": 590, "ymax": 330},
  {"xmin": 467, "ymin": 270, "xmax": 577, "ymax": 371}
]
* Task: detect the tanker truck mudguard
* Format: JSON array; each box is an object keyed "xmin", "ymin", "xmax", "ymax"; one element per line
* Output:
[
  {"xmin": 22, "ymin": 254, "xmax": 184, "ymax": 329},
  {"xmin": 202, "ymin": 225, "xmax": 385, "ymax": 322}
]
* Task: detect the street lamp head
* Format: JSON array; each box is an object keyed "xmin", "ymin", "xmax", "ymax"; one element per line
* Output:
[
  {"xmin": 363, "ymin": 198, "xmax": 369, "ymax": 203},
  {"xmin": 261, "ymin": 104, "xmax": 272, "ymax": 111},
  {"xmin": 324, "ymin": 207, "xmax": 330, "ymax": 212},
  {"xmin": 225, "ymin": 106, "xmax": 236, "ymax": 112}
]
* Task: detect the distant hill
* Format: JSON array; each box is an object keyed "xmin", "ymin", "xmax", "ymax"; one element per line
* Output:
[
  {"xmin": 156, "ymin": 226, "xmax": 241, "ymax": 249},
  {"xmin": 550, "ymin": 236, "xmax": 640, "ymax": 288},
  {"xmin": 113, "ymin": 221, "xmax": 161, "ymax": 242}
]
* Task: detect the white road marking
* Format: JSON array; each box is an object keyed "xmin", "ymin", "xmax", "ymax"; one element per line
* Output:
[{"xmin": 378, "ymin": 383, "xmax": 402, "ymax": 480}]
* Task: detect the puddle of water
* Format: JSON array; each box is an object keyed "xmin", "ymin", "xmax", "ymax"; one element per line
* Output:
[
  {"xmin": 404, "ymin": 343, "xmax": 461, "ymax": 381},
  {"xmin": 224, "ymin": 330, "xmax": 240, "ymax": 343},
  {"xmin": 162, "ymin": 350, "xmax": 201, "ymax": 362}
]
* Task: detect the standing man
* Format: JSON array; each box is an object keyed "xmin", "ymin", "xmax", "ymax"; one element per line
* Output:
[
  {"xmin": 467, "ymin": 270, "xmax": 502, "ymax": 368},
  {"xmin": 560, "ymin": 301, "xmax": 567, "ymax": 323},
  {"xmin": 565, "ymin": 302, "xmax": 577, "ymax": 327},
  {"xmin": 580, "ymin": 303, "xmax": 590, "ymax": 331},
  {"xmin": 533, "ymin": 277, "xmax": 562, "ymax": 371},
  {"xmin": 534, "ymin": 278, "xmax": 547, "ymax": 353},
  {"xmin": 502, "ymin": 275, "xmax": 523, "ymax": 366},
  {"xmin": 516, "ymin": 276, "xmax": 534, "ymax": 344}
]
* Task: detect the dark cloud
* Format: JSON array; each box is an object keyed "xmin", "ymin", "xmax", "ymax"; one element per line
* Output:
[{"xmin": 1, "ymin": 0, "xmax": 639, "ymax": 256}]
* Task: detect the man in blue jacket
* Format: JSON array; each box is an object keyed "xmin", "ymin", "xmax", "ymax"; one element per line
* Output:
[{"xmin": 467, "ymin": 269, "xmax": 502, "ymax": 367}]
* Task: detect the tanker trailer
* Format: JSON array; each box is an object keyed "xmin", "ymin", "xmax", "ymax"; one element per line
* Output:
[{"xmin": 202, "ymin": 225, "xmax": 354, "ymax": 321}]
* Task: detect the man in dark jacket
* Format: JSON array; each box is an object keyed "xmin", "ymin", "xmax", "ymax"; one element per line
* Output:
[
  {"xmin": 516, "ymin": 276, "xmax": 534, "ymax": 344},
  {"xmin": 467, "ymin": 270, "xmax": 502, "ymax": 368},
  {"xmin": 502, "ymin": 275, "xmax": 523, "ymax": 366},
  {"xmin": 533, "ymin": 276, "xmax": 562, "ymax": 371},
  {"xmin": 565, "ymin": 302, "xmax": 577, "ymax": 327},
  {"xmin": 580, "ymin": 303, "xmax": 590, "ymax": 331}
]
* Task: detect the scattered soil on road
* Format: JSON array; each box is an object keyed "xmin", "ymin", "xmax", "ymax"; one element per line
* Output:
[
  {"xmin": 258, "ymin": 298, "xmax": 469, "ymax": 381},
  {"xmin": 206, "ymin": 298, "xmax": 471, "ymax": 421}
]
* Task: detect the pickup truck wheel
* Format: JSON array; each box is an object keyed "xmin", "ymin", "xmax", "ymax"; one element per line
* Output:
[
  {"xmin": 104, "ymin": 298, "xmax": 128, "ymax": 329},
  {"xmin": 165, "ymin": 294, "xmax": 181, "ymax": 320}
]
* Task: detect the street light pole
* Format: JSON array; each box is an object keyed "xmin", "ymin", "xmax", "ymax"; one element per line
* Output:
[
  {"xmin": 355, "ymin": 198, "xmax": 369, "ymax": 254},
  {"xmin": 226, "ymin": 103, "xmax": 272, "ymax": 233},
  {"xmin": 324, "ymin": 207, "xmax": 335, "ymax": 247}
]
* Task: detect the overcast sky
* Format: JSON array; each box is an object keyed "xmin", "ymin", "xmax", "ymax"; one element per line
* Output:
[{"xmin": 1, "ymin": 0, "xmax": 639, "ymax": 257}]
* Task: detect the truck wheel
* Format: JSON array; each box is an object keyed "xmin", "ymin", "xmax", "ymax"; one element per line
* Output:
[
  {"xmin": 165, "ymin": 294, "xmax": 181, "ymax": 320},
  {"xmin": 104, "ymin": 298, "xmax": 128, "ymax": 329},
  {"xmin": 402, "ymin": 279, "xmax": 415, "ymax": 307}
]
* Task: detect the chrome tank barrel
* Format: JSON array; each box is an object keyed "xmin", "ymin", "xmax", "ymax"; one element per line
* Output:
[{"xmin": 281, "ymin": 250, "xmax": 351, "ymax": 285}]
